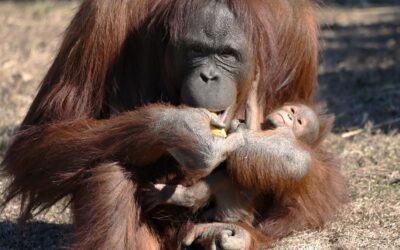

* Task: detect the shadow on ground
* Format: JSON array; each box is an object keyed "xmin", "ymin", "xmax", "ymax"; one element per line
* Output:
[
  {"xmin": 318, "ymin": 20, "xmax": 400, "ymax": 132},
  {"xmin": 0, "ymin": 222, "xmax": 70, "ymax": 250},
  {"xmin": 325, "ymin": 0, "xmax": 400, "ymax": 7}
]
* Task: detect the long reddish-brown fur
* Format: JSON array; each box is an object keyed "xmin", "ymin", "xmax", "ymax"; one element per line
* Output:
[
  {"xmin": 1, "ymin": 0, "xmax": 345, "ymax": 249},
  {"xmin": 227, "ymin": 107, "xmax": 346, "ymax": 244}
]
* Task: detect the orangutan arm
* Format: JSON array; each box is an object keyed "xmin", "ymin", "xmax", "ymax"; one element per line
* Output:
[
  {"xmin": 8, "ymin": 104, "xmax": 243, "ymax": 170},
  {"xmin": 2, "ymin": 104, "xmax": 243, "ymax": 215}
]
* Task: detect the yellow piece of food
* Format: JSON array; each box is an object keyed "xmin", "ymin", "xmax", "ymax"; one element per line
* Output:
[
  {"xmin": 211, "ymin": 126, "xmax": 227, "ymax": 138},
  {"xmin": 210, "ymin": 112, "xmax": 227, "ymax": 138}
]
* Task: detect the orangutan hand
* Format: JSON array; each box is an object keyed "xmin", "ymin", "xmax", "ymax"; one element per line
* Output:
[
  {"xmin": 159, "ymin": 107, "xmax": 244, "ymax": 178},
  {"xmin": 182, "ymin": 223, "xmax": 253, "ymax": 250}
]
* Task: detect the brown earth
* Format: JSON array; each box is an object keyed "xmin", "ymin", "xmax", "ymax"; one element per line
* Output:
[{"xmin": 0, "ymin": 1, "xmax": 399, "ymax": 249}]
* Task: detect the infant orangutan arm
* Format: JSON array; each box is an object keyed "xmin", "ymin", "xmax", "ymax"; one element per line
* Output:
[{"xmin": 227, "ymin": 128, "xmax": 312, "ymax": 191}]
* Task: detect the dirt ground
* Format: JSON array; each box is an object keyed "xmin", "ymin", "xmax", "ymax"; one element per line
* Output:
[{"xmin": 0, "ymin": 1, "xmax": 399, "ymax": 249}]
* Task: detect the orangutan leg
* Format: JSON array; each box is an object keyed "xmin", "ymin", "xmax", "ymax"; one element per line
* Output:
[{"xmin": 72, "ymin": 162, "xmax": 160, "ymax": 250}]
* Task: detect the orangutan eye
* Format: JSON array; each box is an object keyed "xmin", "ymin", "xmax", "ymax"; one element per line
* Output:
[
  {"xmin": 297, "ymin": 119, "xmax": 302, "ymax": 125},
  {"xmin": 190, "ymin": 45, "xmax": 203, "ymax": 55},
  {"xmin": 220, "ymin": 53, "xmax": 236, "ymax": 61},
  {"xmin": 291, "ymin": 108, "xmax": 295, "ymax": 114},
  {"xmin": 219, "ymin": 48, "xmax": 239, "ymax": 62}
]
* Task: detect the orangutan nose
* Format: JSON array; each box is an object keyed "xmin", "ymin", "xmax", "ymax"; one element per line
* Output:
[{"xmin": 200, "ymin": 70, "xmax": 219, "ymax": 83}]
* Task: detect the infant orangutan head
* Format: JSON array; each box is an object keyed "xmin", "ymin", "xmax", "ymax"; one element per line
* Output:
[{"xmin": 266, "ymin": 103, "xmax": 320, "ymax": 145}]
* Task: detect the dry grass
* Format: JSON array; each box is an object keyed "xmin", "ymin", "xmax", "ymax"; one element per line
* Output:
[
  {"xmin": 0, "ymin": 1, "xmax": 399, "ymax": 249},
  {"xmin": 274, "ymin": 132, "xmax": 400, "ymax": 249}
]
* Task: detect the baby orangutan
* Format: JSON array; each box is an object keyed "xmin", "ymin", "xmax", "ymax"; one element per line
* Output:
[{"xmin": 144, "ymin": 103, "xmax": 323, "ymax": 225}]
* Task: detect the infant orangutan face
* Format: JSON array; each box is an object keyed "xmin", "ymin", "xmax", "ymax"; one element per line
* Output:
[{"xmin": 266, "ymin": 104, "xmax": 319, "ymax": 144}]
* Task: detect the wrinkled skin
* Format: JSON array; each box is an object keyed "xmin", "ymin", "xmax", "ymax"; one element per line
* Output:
[
  {"xmin": 158, "ymin": 107, "xmax": 244, "ymax": 177},
  {"xmin": 162, "ymin": 1, "xmax": 256, "ymax": 247},
  {"xmin": 168, "ymin": 0, "xmax": 254, "ymax": 117}
]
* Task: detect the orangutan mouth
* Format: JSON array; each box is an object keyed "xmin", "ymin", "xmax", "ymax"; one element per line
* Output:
[{"xmin": 215, "ymin": 108, "xmax": 230, "ymax": 123}]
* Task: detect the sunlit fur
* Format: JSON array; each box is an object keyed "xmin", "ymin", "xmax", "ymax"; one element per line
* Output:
[
  {"xmin": 1, "ymin": 0, "xmax": 344, "ymax": 249},
  {"xmin": 227, "ymin": 104, "xmax": 346, "ymax": 246}
]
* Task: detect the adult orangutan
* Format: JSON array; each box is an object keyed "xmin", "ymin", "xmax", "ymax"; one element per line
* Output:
[{"xmin": 1, "ymin": 0, "xmax": 346, "ymax": 249}]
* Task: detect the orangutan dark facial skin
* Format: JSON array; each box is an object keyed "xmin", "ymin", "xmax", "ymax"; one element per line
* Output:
[
  {"xmin": 169, "ymin": 1, "xmax": 254, "ymax": 122},
  {"xmin": 266, "ymin": 104, "xmax": 320, "ymax": 144}
]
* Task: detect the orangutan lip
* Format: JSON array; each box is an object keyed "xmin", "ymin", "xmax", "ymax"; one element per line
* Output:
[
  {"xmin": 277, "ymin": 113, "xmax": 286, "ymax": 125},
  {"xmin": 216, "ymin": 108, "xmax": 230, "ymax": 122},
  {"xmin": 266, "ymin": 118, "xmax": 277, "ymax": 129}
]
